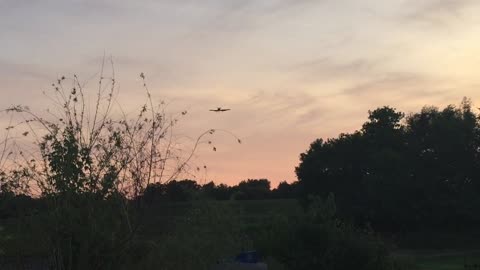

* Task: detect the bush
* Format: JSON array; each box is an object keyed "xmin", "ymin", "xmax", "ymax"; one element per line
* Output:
[
  {"xmin": 139, "ymin": 201, "xmax": 250, "ymax": 270},
  {"xmin": 255, "ymin": 194, "xmax": 396, "ymax": 270},
  {"xmin": 0, "ymin": 67, "xmax": 234, "ymax": 270}
]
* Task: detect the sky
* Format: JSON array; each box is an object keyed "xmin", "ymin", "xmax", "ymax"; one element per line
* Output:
[{"xmin": 1, "ymin": 0, "xmax": 480, "ymax": 186}]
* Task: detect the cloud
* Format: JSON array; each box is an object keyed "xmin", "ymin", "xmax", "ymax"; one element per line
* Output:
[
  {"xmin": 341, "ymin": 72, "xmax": 454, "ymax": 106},
  {"xmin": 181, "ymin": 0, "xmax": 326, "ymax": 38},
  {"xmin": 243, "ymin": 90, "xmax": 321, "ymax": 123},
  {"xmin": 401, "ymin": 0, "xmax": 475, "ymax": 27},
  {"xmin": 168, "ymin": 88, "xmax": 326, "ymax": 139},
  {"xmin": 0, "ymin": 59, "xmax": 51, "ymax": 80},
  {"xmin": 0, "ymin": 0, "xmax": 126, "ymax": 16},
  {"xmin": 286, "ymin": 57, "xmax": 382, "ymax": 83}
]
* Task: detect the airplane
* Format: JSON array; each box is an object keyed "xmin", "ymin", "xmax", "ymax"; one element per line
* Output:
[{"xmin": 209, "ymin": 107, "xmax": 231, "ymax": 112}]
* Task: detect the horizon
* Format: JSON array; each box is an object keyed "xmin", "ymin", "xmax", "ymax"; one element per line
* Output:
[{"xmin": 2, "ymin": 0, "xmax": 480, "ymax": 186}]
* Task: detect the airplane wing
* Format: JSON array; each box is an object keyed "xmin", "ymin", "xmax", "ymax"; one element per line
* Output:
[{"xmin": 209, "ymin": 108, "xmax": 230, "ymax": 112}]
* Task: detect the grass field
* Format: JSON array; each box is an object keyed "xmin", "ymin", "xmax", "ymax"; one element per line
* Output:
[
  {"xmin": 3, "ymin": 198, "xmax": 480, "ymax": 269},
  {"xmin": 144, "ymin": 200, "xmax": 480, "ymax": 270},
  {"xmin": 393, "ymin": 250, "xmax": 480, "ymax": 270},
  {"xmin": 222, "ymin": 200, "xmax": 480, "ymax": 270}
]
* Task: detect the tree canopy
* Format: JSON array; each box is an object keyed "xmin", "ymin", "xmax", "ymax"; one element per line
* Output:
[{"xmin": 296, "ymin": 99, "xmax": 480, "ymax": 231}]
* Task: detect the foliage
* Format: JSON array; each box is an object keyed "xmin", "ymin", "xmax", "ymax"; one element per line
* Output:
[
  {"xmin": 10, "ymin": 73, "xmax": 199, "ymax": 197},
  {"xmin": 231, "ymin": 179, "xmax": 271, "ymax": 200},
  {"xmin": 296, "ymin": 98, "xmax": 480, "ymax": 231},
  {"xmin": 201, "ymin": 181, "xmax": 232, "ymax": 200},
  {"xmin": 0, "ymin": 63, "xmax": 235, "ymax": 269},
  {"xmin": 143, "ymin": 179, "xmax": 201, "ymax": 202},
  {"xmin": 138, "ymin": 202, "xmax": 250, "ymax": 270},
  {"xmin": 271, "ymin": 181, "xmax": 299, "ymax": 199},
  {"xmin": 141, "ymin": 178, "xmax": 300, "ymax": 202},
  {"xmin": 255, "ymin": 194, "xmax": 395, "ymax": 270}
]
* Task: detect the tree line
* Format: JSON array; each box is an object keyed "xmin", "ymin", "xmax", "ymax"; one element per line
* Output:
[
  {"xmin": 4, "ymin": 98, "xmax": 480, "ymax": 234},
  {"xmin": 296, "ymin": 98, "xmax": 480, "ymax": 232},
  {"xmin": 134, "ymin": 178, "xmax": 299, "ymax": 203},
  {"xmin": 140, "ymin": 97, "xmax": 480, "ymax": 234},
  {"xmin": 0, "ymin": 99, "xmax": 480, "ymax": 234}
]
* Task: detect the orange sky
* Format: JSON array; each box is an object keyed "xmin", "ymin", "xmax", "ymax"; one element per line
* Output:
[{"xmin": 1, "ymin": 0, "xmax": 480, "ymax": 186}]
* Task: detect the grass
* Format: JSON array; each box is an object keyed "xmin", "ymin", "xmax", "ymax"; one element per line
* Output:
[
  {"xmin": 393, "ymin": 250, "xmax": 480, "ymax": 270},
  {"xmin": 144, "ymin": 200, "xmax": 480, "ymax": 270},
  {"xmin": 3, "ymin": 198, "xmax": 480, "ymax": 270},
  {"xmin": 391, "ymin": 230, "xmax": 480, "ymax": 269}
]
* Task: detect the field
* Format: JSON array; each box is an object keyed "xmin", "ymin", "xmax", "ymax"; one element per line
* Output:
[
  {"xmin": 393, "ymin": 250, "xmax": 480, "ymax": 270},
  {"xmin": 144, "ymin": 199, "xmax": 480, "ymax": 270},
  {"xmin": 218, "ymin": 200, "xmax": 480, "ymax": 270},
  {"xmin": 390, "ymin": 230, "xmax": 480, "ymax": 270},
  {"xmin": 2, "ymin": 198, "xmax": 480, "ymax": 269}
]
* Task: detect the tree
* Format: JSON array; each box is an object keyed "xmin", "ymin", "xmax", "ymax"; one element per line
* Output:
[
  {"xmin": 165, "ymin": 179, "xmax": 200, "ymax": 201},
  {"xmin": 201, "ymin": 181, "xmax": 233, "ymax": 200},
  {"xmin": 233, "ymin": 179, "xmax": 271, "ymax": 200},
  {"xmin": 142, "ymin": 182, "xmax": 166, "ymax": 204},
  {"xmin": 0, "ymin": 61, "xmax": 239, "ymax": 269},
  {"xmin": 255, "ymin": 194, "xmax": 391, "ymax": 270},
  {"xmin": 271, "ymin": 181, "xmax": 299, "ymax": 199},
  {"xmin": 403, "ymin": 99, "xmax": 480, "ymax": 228},
  {"xmin": 296, "ymin": 100, "xmax": 480, "ymax": 231},
  {"xmin": 295, "ymin": 132, "xmax": 371, "ymax": 222}
]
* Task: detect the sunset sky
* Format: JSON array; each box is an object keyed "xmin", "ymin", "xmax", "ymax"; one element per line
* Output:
[{"xmin": 1, "ymin": 0, "xmax": 480, "ymax": 186}]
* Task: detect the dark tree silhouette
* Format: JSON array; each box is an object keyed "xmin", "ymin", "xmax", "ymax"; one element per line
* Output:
[
  {"xmin": 232, "ymin": 179, "xmax": 271, "ymax": 200},
  {"xmin": 165, "ymin": 179, "xmax": 201, "ymax": 201},
  {"xmin": 271, "ymin": 181, "xmax": 299, "ymax": 199},
  {"xmin": 201, "ymin": 181, "xmax": 232, "ymax": 200},
  {"xmin": 296, "ymin": 99, "xmax": 480, "ymax": 231}
]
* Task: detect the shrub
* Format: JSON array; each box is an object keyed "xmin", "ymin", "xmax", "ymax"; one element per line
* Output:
[
  {"xmin": 139, "ymin": 201, "xmax": 250, "ymax": 270},
  {"xmin": 0, "ymin": 63, "xmax": 238, "ymax": 269},
  {"xmin": 255, "ymin": 194, "xmax": 395, "ymax": 270}
]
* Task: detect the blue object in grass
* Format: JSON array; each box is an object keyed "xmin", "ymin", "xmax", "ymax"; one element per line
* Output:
[{"xmin": 234, "ymin": 251, "xmax": 261, "ymax": 264}]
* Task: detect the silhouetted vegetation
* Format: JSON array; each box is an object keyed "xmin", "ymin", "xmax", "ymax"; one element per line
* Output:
[
  {"xmin": 2, "ymin": 65, "xmax": 479, "ymax": 270},
  {"xmin": 0, "ymin": 68, "xmax": 241, "ymax": 269},
  {"xmin": 254, "ymin": 195, "xmax": 393, "ymax": 270},
  {"xmin": 141, "ymin": 178, "xmax": 299, "ymax": 203},
  {"xmin": 297, "ymin": 98, "xmax": 480, "ymax": 233}
]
